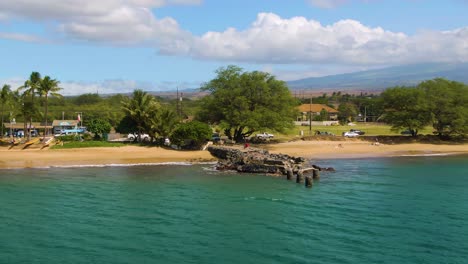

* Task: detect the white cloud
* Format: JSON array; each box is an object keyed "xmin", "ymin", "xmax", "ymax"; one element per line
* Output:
[
  {"xmin": 0, "ymin": 0, "xmax": 199, "ymax": 45},
  {"xmin": 1, "ymin": 77, "xmax": 200, "ymax": 96},
  {"xmin": 0, "ymin": 77, "xmax": 141, "ymax": 95},
  {"xmin": 183, "ymin": 13, "xmax": 468, "ymax": 66},
  {"xmin": 307, "ymin": 0, "xmax": 349, "ymax": 9},
  {"xmin": 0, "ymin": 1, "xmax": 466, "ymax": 69},
  {"xmin": 0, "ymin": 32, "xmax": 46, "ymax": 43}
]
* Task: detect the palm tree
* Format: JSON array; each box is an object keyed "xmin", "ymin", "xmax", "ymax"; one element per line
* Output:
[
  {"xmin": 121, "ymin": 89, "xmax": 159, "ymax": 142},
  {"xmin": 152, "ymin": 108, "xmax": 179, "ymax": 140},
  {"xmin": 19, "ymin": 72, "xmax": 41, "ymax": 140},
  {"xmin": 1, "ymin": 84, "xmax": 11, "ymax": 137},
  {"xmin": 38, "ymin": 76, "xmax": 62, "ymax": 136}
]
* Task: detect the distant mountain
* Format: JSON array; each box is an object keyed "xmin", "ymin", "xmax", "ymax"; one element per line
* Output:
[{"xmin": 287, "ymin": 63, "xmax": 468, "ymax": 91}]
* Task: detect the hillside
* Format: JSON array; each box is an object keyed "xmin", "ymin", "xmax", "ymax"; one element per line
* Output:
[{"xmin": 287, "ymin": 63, "xmax": 468, "ymax": 91}]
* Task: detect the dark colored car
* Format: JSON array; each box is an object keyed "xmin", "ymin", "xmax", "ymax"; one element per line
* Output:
[
  {"xmin": 400, "ymin": 130, "xmax": 412, "ymax": 135},
  {"xmin": 212, "ymin": 133, "xmax": 221, "ymax": 142}
]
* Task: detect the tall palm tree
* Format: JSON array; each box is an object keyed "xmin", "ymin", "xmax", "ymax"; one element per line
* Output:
[
  {"xmin": 121, "ymin": 89, "xmax": 159, "ymax": 142},
  {"xmin": 1, "ymin": 84, "xmax": 11, "ymax": 137},
  {"xmin": 38, "ymin": 76, "xmax": 62, "ymax": 136},
  {"xmin": 19, "ymin": 72, "xmax": 41, "ymax": 140}
]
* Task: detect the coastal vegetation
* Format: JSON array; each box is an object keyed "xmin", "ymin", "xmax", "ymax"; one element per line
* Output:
[
  {"xmin": 50, "ymin": 141, "xmax": 125, "ymax": 149},
  {"xmin": 381, "ymin": 78, "xmax": 467, "ymax": 137},
  {"xmin": 0, "ymin": 67, "xmax": 467, "ymax": 147},
  {"xmin": 197, "ymin": 65, "xmax": 298, "ymax": 142}
]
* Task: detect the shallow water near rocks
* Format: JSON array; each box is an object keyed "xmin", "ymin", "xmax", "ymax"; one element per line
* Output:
[{"xmin": 1, "ymin": 156, "xmax": 467, "ymax": 264}]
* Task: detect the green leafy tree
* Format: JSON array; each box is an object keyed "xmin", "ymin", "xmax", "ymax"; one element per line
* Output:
[
  {"xmin": 418, "ymin": 78, "xmax": 468, "ymax": 137},
  {"xmin": 116, "ymin": 115, "xmax": 138, "ymax": 135},
  {"xmin": 38, "ymin": 76, "xmax": 62, "ymax": 135},
  {"xmin": 338, "ymin": 102, "xmax": 358, "ymax": 124},
  {"xmin": 1, "ymin": 84, "xmax": 11, "ymax": 137},
  {"xmin": 74, "ymin": 93, "xmax": 103, "ymax": 105},
  {"xmin": 198, "ymin": 65, "xmax": 297, "ymax": 142},
  {"xmin": 319, "ymin": 109, "xmax": 328, "ymax": 121},
  {"xmin": 381, "ymin": 86, "xmax": 431, "ymax": 136},
  {"xmin": 87, "ymin": 118, "xmax": 112, "ymax": 140},
  {"xmin": 121, "ymin": 89, "xmax": 159, "ymax": 142},
  {"xmin": 171, "ymin": 121, "xmax": 212, "ymax": 149}
]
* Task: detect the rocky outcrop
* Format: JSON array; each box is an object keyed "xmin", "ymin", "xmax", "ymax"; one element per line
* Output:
[{"xmin": 207, "ymin": 146, "xmax": 306, "ymax": 175}]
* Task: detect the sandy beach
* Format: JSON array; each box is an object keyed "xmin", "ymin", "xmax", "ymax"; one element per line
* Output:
[{"xmin": 0, "ymin": 140, "xmax": 467, "ymax": 169}]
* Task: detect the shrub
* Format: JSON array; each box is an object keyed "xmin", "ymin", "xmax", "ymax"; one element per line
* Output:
[{"xmin": 171, "ymin": 121, "xmax": 212, "ymax": 149}]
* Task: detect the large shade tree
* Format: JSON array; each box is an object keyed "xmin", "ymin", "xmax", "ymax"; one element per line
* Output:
[
  {"xmin": 38, "ymin": 76, "xmax": 62, "ymax": 135},
  {"xmin": 418, "ymin": 78, "xmax": 468, "ymax": 137},
  {"xmin": 197, "ymin": 65, "xmax": 298, "ymax": 142},
  {"xmin": 381, "ymin": 86, "xmax": 431, "ymax": 136}
]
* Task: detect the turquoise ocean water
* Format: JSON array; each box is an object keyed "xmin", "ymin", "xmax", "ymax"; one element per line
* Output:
[{"xmin": 1, "ymin": 156, "xmax": 467, "ymax": 264}]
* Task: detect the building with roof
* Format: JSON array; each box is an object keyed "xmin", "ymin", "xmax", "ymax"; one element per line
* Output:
[
  {"xmin": 52, "ymin": 120, "xmax": 79, "ymax": 134},
  {"xmin": 297, "ymin": 104, "xmax": 339, "ymax": 122}
]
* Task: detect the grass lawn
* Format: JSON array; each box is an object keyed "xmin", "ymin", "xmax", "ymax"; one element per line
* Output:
[
  {"xmin": 275, "ymin": 122, "xmax": 434, "ymax": 140},
  {"xmin": 51, "ymin": 141, "xmax": 126, "ymax": 149}
]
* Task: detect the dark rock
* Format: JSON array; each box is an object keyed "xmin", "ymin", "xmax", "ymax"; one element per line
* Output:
[{"xmin": 206, "ymin": 146, "xmax": 334, "ymax": 176}]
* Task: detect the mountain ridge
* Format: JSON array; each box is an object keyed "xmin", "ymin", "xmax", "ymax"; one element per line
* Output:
[{"xmin": 286, "ymin": 63, "xmax": 468, "ymax": 91}]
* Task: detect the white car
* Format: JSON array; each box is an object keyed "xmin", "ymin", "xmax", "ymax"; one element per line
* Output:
[
  {"xmin": 128, "ymin": 133, "xmax": 150, "ymax": 141},
  {"xmin": 256, "ymin": 132, "xmax": 274, "ymax": 139},
  {"xmin": 343, "ymin": 131, "xmax": 360, "ymax": 137}
]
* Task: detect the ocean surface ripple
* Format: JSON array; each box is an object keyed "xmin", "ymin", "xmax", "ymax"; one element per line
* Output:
[{"xmin": 1, "ymin": 156, "xmax": 467, "ymax": 264}]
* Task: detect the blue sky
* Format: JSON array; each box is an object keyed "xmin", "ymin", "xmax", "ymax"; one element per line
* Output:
[{"xmin": 0, "ymin": 0, "xmax": 467, "ymax": 95}]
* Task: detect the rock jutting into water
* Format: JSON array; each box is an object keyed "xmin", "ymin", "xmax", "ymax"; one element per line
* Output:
[{"xmin": 206, "ymin": 146, "xmax": 334, "ymax": 181}]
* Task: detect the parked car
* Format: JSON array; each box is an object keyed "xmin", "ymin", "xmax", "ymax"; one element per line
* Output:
[
  {"xmin": 128, "ymin": 133, "xmax": 150, "ymax": 141},
  {"xmin": 256, "ymin": 132, "xmax": 274, "ymax": 139},
  {"xmin": 16, "ymin": 130, "xmax": 38, "ymax": 137},
  {"xmin": 315, "ymin": 130, "xmax": 335, "ymax": 136},
  {"xmin": 349, "ymin": 129, "xmax": 365, "ymax": 135},
  {"xmin": 211, "ymin": 133, "xmax": 221, "ymax": 142},
  {"xmin": 400, "ymin": 130, "xmax": 412, "ymax": 135},
  {"xmin": 343, "ymin": 131, "xmax": 360, "ymax": 137}
]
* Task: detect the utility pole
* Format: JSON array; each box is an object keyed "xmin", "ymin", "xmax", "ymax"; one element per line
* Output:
[
  {"xmin": 309, "ymin": 97, "xmax": 312, "ymax": 135},
  {"xmin": 176, "ymin": 86, "xmax": 180, "ymax": 117},
  {"xmin": 9, "ymin": 112, "xmax": 14, "ymax": 138},
  {"xmin": 364, "ymin": 106, "xmax": 367, "ymax": 123},
  {"xmin": 180, "ymin": 92, "xmax": 183, "ymax": 118}
]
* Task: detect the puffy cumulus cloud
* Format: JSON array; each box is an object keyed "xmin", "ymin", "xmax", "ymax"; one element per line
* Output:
[
  {"xmin": 0, "ymin": 0, "xmax": 202, "ymax": 20},
  {"xmin": 0, "ymin": 1, "xmax": 466, "ymax": 68},
  {"xmin": 0, "ymin": 0, "xmax": 199, "ymax": 45},
  {"xmin": 185, "ymin": 13, "xmax": 468, "ymax": 66}
]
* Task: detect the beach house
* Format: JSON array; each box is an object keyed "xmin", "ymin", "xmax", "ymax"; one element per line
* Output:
[{"xmin": 297, "ymin": 104, "xmax": 339, "ymax": 124}]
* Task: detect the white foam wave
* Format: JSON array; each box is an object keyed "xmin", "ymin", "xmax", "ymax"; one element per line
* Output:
[
  {"xmin": 29, "ymin": 162, "xmax": 199, "ymax": 169},
  {"xmin": 396, "ymin": 152, "xmax": 460, "ymax": 157}
]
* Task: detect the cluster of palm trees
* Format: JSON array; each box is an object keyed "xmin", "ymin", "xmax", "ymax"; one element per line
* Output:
[
  {"xmin": 121, "ymin": 89, "xmax": 179, "ymax": 142},
  {"xmin": 0, "ymin": 72, "xmax": 62, "ymax": 140}
]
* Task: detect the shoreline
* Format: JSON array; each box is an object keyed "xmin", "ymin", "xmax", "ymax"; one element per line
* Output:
[
  {"xmin": 0, "ymin": 141, "xmax": 467, "ymax": 170},
  {"xmin": 265, "ymin": 140, "xmax": 468, "ymax": 160}
]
